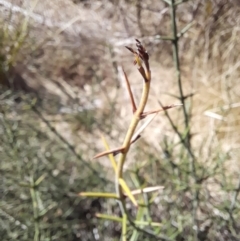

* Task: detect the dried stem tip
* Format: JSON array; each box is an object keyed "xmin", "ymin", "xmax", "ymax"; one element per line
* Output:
[
  {"xmin": 126, "ymin": 39, "xmax": 150, "ymax": 82},
  {"xmin": 135, "ymin": 39, "xmax": 149, "ymax": 62},
  {"xmin": 125, "ymin": 39, "xmax": 149, "ymax": 62}
]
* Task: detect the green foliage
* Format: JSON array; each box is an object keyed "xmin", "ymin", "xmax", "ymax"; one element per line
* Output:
[{"xmin": 0, "ymin": 92, "xmax": 108, "ymax": 241}]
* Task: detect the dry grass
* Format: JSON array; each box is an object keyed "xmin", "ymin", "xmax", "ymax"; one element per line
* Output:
[{"xmin": 1, "ymin": 0, "xmax": 240, "ymax": 240}]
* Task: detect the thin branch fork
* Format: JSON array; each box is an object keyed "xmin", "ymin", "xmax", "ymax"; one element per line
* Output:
[{"xmin": 93, "ymin": 104, "xmax": 181, "ymax": 159}]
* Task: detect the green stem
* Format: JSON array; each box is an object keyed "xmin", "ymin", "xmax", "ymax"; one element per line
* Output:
[
  {"xmin": 30, "ymin": 177, "xmax": 40, "ymax": 241},
  {"xmin": 80, "ymin": 192, "xmax": 119, "ymax": 199},
  {"xmin": 170, "ymin": 1, "xmax": 198, "ymax": 239},
  {"xmin": 170, "ymin": 0, "xmax": 189, "ymax": 134}
]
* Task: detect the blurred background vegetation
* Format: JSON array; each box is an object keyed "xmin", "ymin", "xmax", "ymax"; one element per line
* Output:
[{"xmin": 0, "ymin": 0, "xmax": 240, "ymax": 240}]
